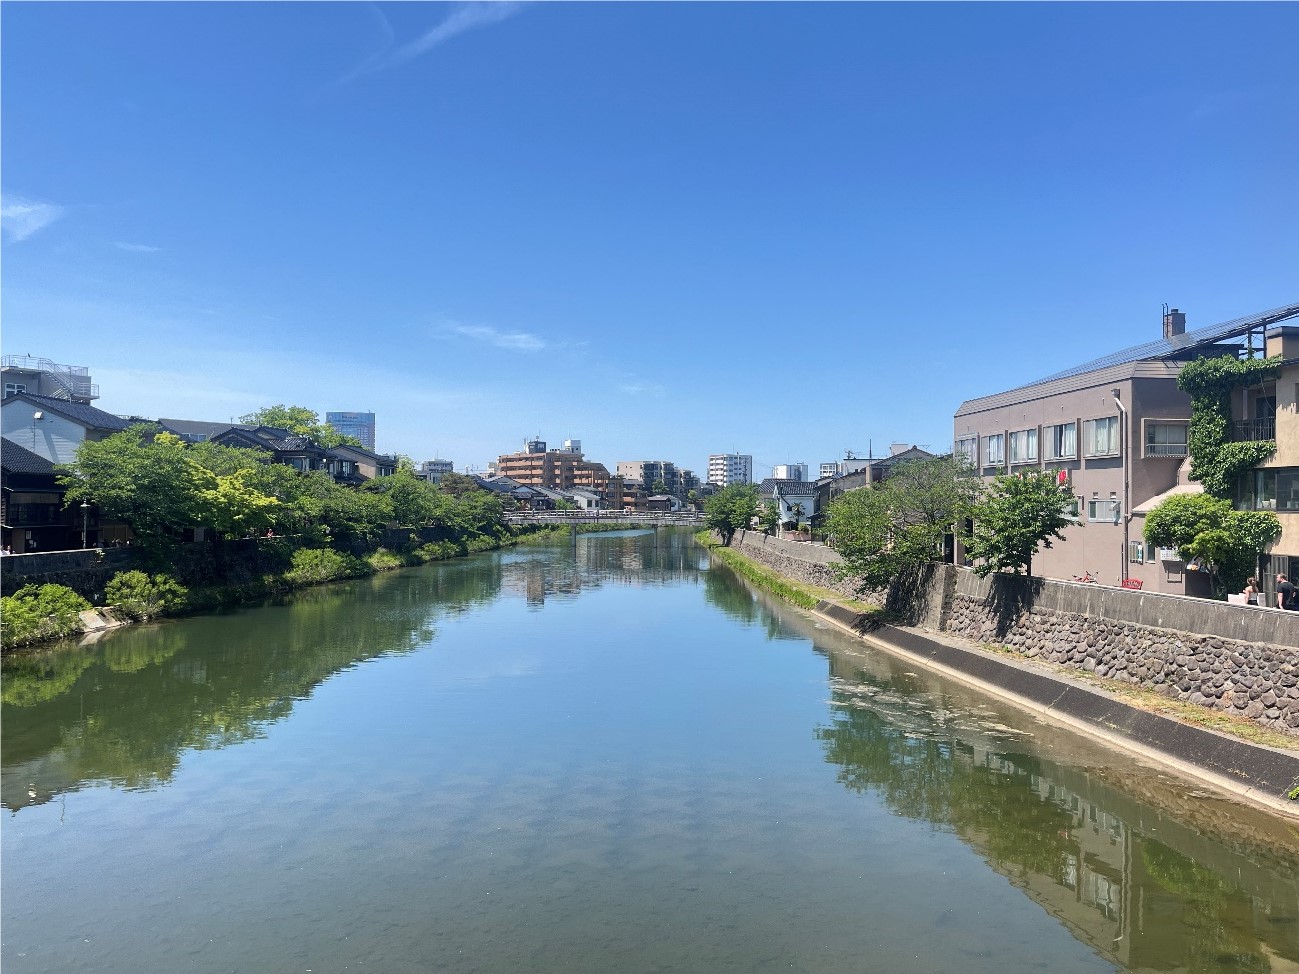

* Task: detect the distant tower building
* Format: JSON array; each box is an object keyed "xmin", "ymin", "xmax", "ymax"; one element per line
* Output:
[
  {"xmin": 819, "ymin": 462, "xmax": 841, "ymax": 479},
  {"xmin": 772, "ymin": 463, "xmax": 808, "ymax": 481},
  {"xmin": 326, "ymin": 411, "xmax": 376, "ymax": 450},
  {"xmin": 708, "ymin": 453, "xmax": 753, "ymax": 488}
]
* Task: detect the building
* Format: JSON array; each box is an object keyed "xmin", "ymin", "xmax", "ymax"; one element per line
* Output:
[
  {"xmin": 953, "ymin": 303, "xmax": 1299, "ymax": 595},
  {"xmin": 496, "ymin": 438, "xmax": 624, "ymax": 508},
  {"xmin": 0, "ymin": 393, "xmax": 132, "ymax": 465},
  {"xmin": 819, "ymin": 462, "xmax": 841, "ymax": 479},
  {"xmin": 416, "ymin": 459, "xmax": 455, "ymax": 484},
  {"xmin": 617, "ymin": 460, "xmax": 678, "ymax": 495},
  {"xmin": 1, "ymin": 355, "xmax": 99, "ymax": 403},
  {"xmin": 1, "ymin": 439, "xmax": 87, "ymax": 552},
  {"xmin": 708, "ymin": 453, "xmax": 752, "ymax": 488},
  {"xmin": 772, "ymin": 463, "xmax": 808, "ymax": 481},
  {"xmin": 325, "ymin": 411, "xmax": 376, "ymax": 451}
]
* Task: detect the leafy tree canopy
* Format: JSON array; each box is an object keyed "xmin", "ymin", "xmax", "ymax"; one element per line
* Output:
[
  {"xmin": 704, "ymin": 483, "xmax": 759, "ymax": 546},
  {"xmin": 964, "ymin": 471, "xmax": 1074, "ymax": 577},
  {"xmin": 238, "ymin": 404, "xmax": 360, "ymax": 449},
  {"xmin": 1143, "ymin": 492, "xmax": 1280, "ymax": 596},
  {"xmin": 825, "ymin": 456, "xmax": 981, "ymax": 589}
]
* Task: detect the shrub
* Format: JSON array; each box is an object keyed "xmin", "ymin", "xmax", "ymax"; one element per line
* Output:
[
  {"xmin": 366, "ymin": 548, "xmax": 404, "ymax": 572},
  {"xmin": 415, "ymin": 541, "xmax": 460, "ymax": 562},
  {"xmin": 1, "ymin": 584, "xmax": 91, "ymax": 650},
  {"xmin": 283, "ymin": 547, "xmax": 371, "ymax": 586},
  {"xmin": 105, "ymin": 570, "xmax": 189, "ymax": 620}
]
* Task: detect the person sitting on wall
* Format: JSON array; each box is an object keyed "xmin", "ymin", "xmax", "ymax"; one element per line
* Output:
[{"xmin": 1278, "ymin": 573, "xmax": 1297, "ymax": 611}]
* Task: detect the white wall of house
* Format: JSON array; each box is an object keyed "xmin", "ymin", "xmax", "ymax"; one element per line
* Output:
[
  {"xmin": 774, "ymin": 489, "xmax": 816, "ymax": 525},
  {"xmin": 1, "ymin": 402, "xmax": 88, "ymax": 464}
]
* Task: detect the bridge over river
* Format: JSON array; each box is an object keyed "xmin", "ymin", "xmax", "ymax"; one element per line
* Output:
[{"xmin": 504, "ymin": 510, "xmax": 707, "ymax": 527}]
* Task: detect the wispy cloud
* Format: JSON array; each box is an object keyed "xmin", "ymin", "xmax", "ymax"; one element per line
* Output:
[
  {"xmin": 336, "ymin": 2, "xmax": 522, "ymax": 85},
  {"xmin": 114, "ymin": 241, "xmax": 161, "ymax": 253},
  {"xmin": 1, "ymin": 193, "xmax": 65, "ymax": 242},
  {"xmin": 618, "ymin": 382, "xmax": 665, "ymax": 397},
  {"xmin": 446, "ymin": 322, "xmax": 546, "ymax": 352}
]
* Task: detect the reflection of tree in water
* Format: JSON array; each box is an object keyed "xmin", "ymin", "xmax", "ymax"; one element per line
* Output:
[
  {"xmin": 816, "ymin": 671, "xmax": 1293, "ymax": 974},
  {"xmin": 701, "ymin": 558, "xmax": 793, "ymax": 641},
  {"xmin": 1, "ymin": 560, "xmax": 503, "ymax": 810}
]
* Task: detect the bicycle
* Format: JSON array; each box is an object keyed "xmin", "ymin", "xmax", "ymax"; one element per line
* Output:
[{"xmin": 1072, "ymin": 570, "xmax": 1098, "ymax": 584}]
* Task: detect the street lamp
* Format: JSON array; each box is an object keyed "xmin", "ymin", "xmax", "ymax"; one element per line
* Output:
[{"xmin": 81, "ymin": 501, "xmax": 90, "ymax": 549}]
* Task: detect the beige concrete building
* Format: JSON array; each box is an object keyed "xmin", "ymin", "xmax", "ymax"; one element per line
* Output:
[
  {"xmin": 954, "ymin": 304, "xmax": 1299, "ymax": 595},
  {"xmin": 496, "ymin": 439, "xmax": 624, "ymax": 508}
]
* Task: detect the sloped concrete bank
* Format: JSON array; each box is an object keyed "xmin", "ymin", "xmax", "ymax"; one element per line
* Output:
[{"xmin": 814, "ymin": 603, "xmax": 1299, "ymax": 818}]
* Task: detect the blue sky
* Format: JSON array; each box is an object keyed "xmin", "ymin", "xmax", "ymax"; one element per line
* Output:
[{"xmin": 3, "ymin": 2, "xmax": 1296, "ymax": 477}]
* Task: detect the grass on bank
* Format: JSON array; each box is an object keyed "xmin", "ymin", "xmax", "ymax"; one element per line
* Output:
[{"xmin": 695, "ymin": 531, "xmax": 884, "ymax": 617}]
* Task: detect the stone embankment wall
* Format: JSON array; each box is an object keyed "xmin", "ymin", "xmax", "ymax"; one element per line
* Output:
[
  {"xmin": 725, "ymin": 531, "xmax": 1299, "ymax": 736},
  {"xmin": 0, "ymin": 548, "xmax": 134, "ymax": 602}
]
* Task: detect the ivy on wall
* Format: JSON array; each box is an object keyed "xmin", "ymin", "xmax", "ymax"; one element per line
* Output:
[{"xmin": 1176, "ymin": 354, "xmax": 1281, "ymax": 498}]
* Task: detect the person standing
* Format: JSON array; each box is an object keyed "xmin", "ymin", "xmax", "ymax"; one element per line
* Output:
[
  {"xmin": 1277, "ymin": 573, "xmax": 1297, "ymax": 611},
  {"xmin": 1243, "ymin": 577, "xmax": 1260, "ymax": 606}
]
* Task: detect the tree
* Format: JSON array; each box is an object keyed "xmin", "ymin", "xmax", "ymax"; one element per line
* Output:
[
  {"xmin": 963, "ymin": 471, "xmax": 1074, "ymax": 577},
  {"xmin": 758, "ymin": 500, "xmax": 781, "ymax": 536},
  {"xmin": 1143, "ymin": 493, "xmax": 1280, "ymax": 596},
  {"xmin": 825, "ymin": 456, "xmax": 981, "ymax": 589},
  {"xmin": 62, "ymin": 427, "xmax": 207, "ymax": 550},
  {"xmin": 363, "ymin": 469, "xmax": 439, "ymax": 526},
  {"xmin": 704, "ymin": 483, "xmax": 759, "ymax": 546},
  {"xmin": 238, "ymin": 404, "xmax": 360, "ymax": 449},
  {"xmin": 652, "ymin": 478, "xmax": 668, "ymax": 495}
]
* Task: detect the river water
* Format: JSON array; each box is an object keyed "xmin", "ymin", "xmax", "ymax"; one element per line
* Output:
[{"xmin": 3, "ymin": 529, "xmax": 1298, "ymax": 973}]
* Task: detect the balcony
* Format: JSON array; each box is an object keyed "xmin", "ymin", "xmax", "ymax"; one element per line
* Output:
[
  {"xmin": 1145, "ymin": 443, "xmax": 1189, "ymax": 458},
  {"xmin": 1230, "ymin": 418, "xmax": 1276, "ymax": 442}
]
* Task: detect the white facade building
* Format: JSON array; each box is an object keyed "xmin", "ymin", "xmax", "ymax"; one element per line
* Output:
[
  {"xmin": 708, "ymin": 453, "xmax": 752, "ymax": 487},
  {"xmin": 772, "ymin": 463, "xmax": 808, "ymax": 481}
]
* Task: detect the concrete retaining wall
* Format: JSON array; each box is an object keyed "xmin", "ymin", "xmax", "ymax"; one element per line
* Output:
[{"xmin": 722, "ymin": 531, "xmax": 1299, "ymax": 736}]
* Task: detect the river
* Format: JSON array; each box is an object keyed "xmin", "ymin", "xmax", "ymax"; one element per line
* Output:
[{"xmin": 3, "ymin": 529, "xmax": 1297, "ymax": 973}]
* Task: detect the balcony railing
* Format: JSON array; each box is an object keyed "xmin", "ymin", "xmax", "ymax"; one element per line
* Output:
[
  {"xmin": 1145, "ymin": 443, "xmax": 1189, "ymax": 458},
  {"xmin": 1230, "ymin": 419, "xmax": 1276, "ymax": 442}
]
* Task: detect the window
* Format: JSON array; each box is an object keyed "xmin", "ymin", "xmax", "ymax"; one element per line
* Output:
[
  {"xmin": 4, "ymin": 382, "xmax": 26, "ymax": 397},
  {"xmin": 1009, "ymin": 428, "xmax": 1038, "ymax": 464},
  {"xmin": 955, "ymin": 436, "xmax": 978, "ymax": 466},
  {"xmin": 1045, "ymin": 422, "xmax": 1076, "ymax": 460},
  {"xmin": 1235, "ymin": 468, "xmax": 1299, "ymax": 511},
  {"xmin": 1088, "ymin": 498, "xmax": 1119, "ymax": 522},
  {"xmin": 1083, "ymin": 417, "xmax": 1119, "ymax": 457},
  {"xmin": 1128, "ymin": 541, "xmax": 1145, "ymax": 564},
  {"xmin": 1145, "ymin": 423, "xmax": 1188, "ymax": 458},
  {"xmin": 983, "ymin": 434, "xmax": 1004, "ymax": 466}
]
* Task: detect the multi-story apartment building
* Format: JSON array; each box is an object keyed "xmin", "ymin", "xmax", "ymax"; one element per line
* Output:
[
  {"xmin": 416, "ymin": 459, "xmax": 455, "ymax": 484},
  {"xmin": 497, "ymin": 439, "xmax": 624, "ymax": 508},
  {"xmin": 617, "ymin": 460, "xmax": 678, "ymax": 494},
  {"xmin": 708, "ymin": 453, "xmax": 752, "ymax": 488},
  {"xmin": 1232, "ymin": 322, "xmax": 1299, "ymax": 606},
  {"xmin": 954, "ymin": 304, "xmax": 1299, "ymax": 595},
  {"xmin": 325, "ymin": 411, "xmax": 376, "ymax": 451}
]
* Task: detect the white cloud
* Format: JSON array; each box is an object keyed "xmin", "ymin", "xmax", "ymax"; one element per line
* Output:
[
  {"xmin": 337, "ymin": 2, "xmax": 522, "ymax": 85},
  {"xmin": 1, "ymin": 194, "xmax": 65, "ymax": 242},
  {"xmin": 114, "ymin": 241, "xmax": 161, "ymax": 253},
  {"xmin": 446, "ymin": 322, "xmax": 546, "ymax": 352}
]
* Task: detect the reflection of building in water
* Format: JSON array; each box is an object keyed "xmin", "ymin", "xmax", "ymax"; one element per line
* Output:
[{"xmin": 817, "ymin": 654, "xmax": 1299, "ymax": 974}]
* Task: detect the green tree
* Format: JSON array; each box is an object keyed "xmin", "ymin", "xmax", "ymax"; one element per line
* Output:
[
  {"xmin": 963, "ymin": 471, "xmax": 1074, "ymax": 577},
  {"xmin": 652, "ymin": 478, "xmax": 668, "ymax": 495},
  {"xmin": 758, "ymin": 500, "xmax": 781, "ymax": 536},
  {"xmin": 704, "ymin": 483, "xmax": 759, "ymax": 546},
  {"xmin": 825, "ymin": 456, "xmax": 981, "ymax": 589},
  {"xmin": 61, "ymin": 427, "xmax": 206, "ymax": 550},
  {"xmin": 238, "ymin": 404, "xmax": 360, "ymax": 449},
  {"xmin": 1143, "ymin": 493, "xmax": 1280, "ymax": 596},
  {"xmin": 363, "ymin": 469, "xmax": 438, "ymax": 526}
]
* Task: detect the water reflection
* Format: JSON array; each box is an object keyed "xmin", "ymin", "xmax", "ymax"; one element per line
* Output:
[
  {"xmin": 1, "ymin": 530, "xmax": 706, "ymax": 812},
  {"xmin": 816, "ymin": 650, "xmax": 1299, "ymax": 974}
]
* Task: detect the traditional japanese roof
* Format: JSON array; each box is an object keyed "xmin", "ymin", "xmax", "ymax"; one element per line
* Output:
[
  {"xmin": 1, "ymin": 437, "xmax": 56, "ymax": 475},
  {"xmin": 1, "ymin": 393, "xmax": 132, "ymax": 433},
  {"xmin": 157, "ymin": 418, "xmax": 250, "ymax": 441}
]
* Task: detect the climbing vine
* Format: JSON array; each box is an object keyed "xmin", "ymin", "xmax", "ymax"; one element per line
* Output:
[{"xmin": 1176, "ymin": 355, "xmax": 1281, "ymax": 498}]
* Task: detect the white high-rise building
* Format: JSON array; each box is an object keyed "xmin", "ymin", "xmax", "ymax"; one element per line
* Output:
[
  {"xmin": 708, "ymin": 453, "xmax": 752, "ymax": 487},
  {"xmin": 772, "ymin": 463, "xmax": 808, "ymax": 481}
]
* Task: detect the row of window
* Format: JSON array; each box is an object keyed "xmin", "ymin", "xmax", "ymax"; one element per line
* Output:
[
  {"xmin": 956, "ymin": 420, "xmax": 1187, "ymax": 468},
  {"xmin": 1233, "ymin": 467, "xmax": 1299, "ymax": 512}
]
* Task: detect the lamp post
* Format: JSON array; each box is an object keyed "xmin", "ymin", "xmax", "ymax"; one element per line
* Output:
[{"xmin": 81, "ymin": 501, "xmax": 90, "ymax": 549}]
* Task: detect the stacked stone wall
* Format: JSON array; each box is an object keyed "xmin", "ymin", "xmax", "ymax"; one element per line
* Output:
[
  {"xmin": 723, "ymin": 531, "xmax": 1299, "ymax": 736},
  {"xmin": 946, "ymin": 593, "xmax": 1299, "ymax": 734}
]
